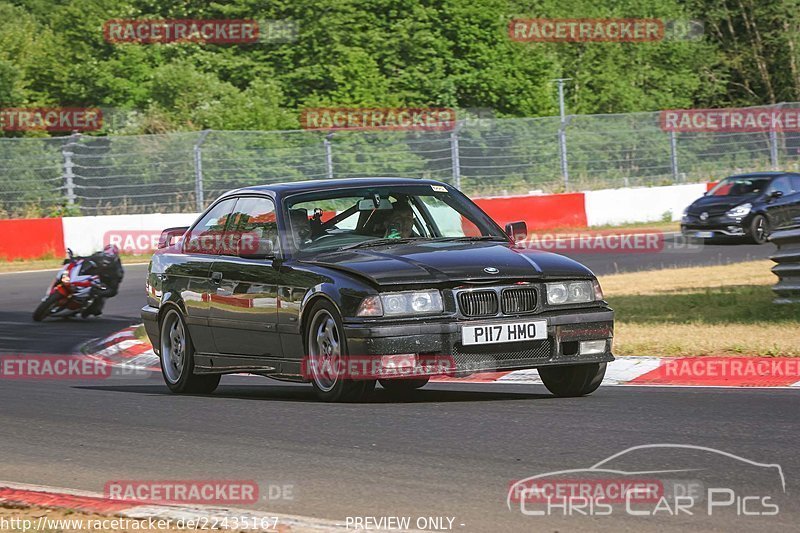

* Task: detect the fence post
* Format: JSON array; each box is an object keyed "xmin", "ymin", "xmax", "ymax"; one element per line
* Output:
[
  {"xmin": 558, "ymin": 123, "xmax": 570, "ymax": 190},
  {"xmin": 769, "ymin": 130, "xmax": 780, "ymax": 170},
  {"xmin": 450, "ymin": 122, "xmax": 462, "ymax": 190},
  {"xmin": 61, "ymin": 133, "xmax": 80, "ymax": 206},
  {"xmin": 193, "ymin": 130, "xmax": 211, "ymax": 211},
  {"xmin": 669, "ymin": 131, "xmax": 679, "ymax": 182},
  {"xmin": 554, "ymin": 78, "xmax": 571, "ymax": 191},
  {"xmin": 324, "ymin": 133, "xmax": 334, "ymax": 180}
]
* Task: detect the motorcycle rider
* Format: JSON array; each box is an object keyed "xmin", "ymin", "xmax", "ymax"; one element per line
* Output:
[{"xmin": 80, "ymin": 244, "xmax": 124, "ymax": 317}]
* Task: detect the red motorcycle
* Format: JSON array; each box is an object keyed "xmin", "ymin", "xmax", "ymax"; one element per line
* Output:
[{"xmin": 32, "ymin": 249, "xmax": 107, "ymax": 321}]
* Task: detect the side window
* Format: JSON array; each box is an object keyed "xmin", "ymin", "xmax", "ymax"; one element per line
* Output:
[
  {"xmin": 184, "ymin": 198, "xmax": 237, "ymax": 255},
  {"xmin": 226, "ymin": 197, "xmax": 278, "ymax": 257},
  {"xmin": 770, "ymin": 177, "xmax": 792, "ymax": 196},
  {"xmin": 790, "ymin": 176, "xmax": 800, "ymax": 193}
]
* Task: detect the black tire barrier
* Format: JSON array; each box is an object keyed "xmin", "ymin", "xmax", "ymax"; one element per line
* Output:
[{"xmin": 770, "ymin": 225, "xmax": 800, "ymax": 304}]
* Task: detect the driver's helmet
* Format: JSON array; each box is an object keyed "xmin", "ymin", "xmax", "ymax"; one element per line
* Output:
[{"xmin": 102, "ymin": 244, "xmax": 120, "ymax": 258}]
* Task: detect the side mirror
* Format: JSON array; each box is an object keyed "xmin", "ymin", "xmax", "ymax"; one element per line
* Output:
[
  {"xmin": 504, "ymin": 221, "xmax": 528, "ymax": 242},
  {"xmin": 770, "ymin": 190, "xmax": 784, "ymax": 199},
  {"xmin": 158, "ymin": 227, "xmax": 189, "ymax": 249}
]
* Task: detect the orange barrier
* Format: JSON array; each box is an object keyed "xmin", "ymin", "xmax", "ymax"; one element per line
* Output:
[
  {"xmin": 0, "ymin": 218, "xmax": 65, "ymax": 260},
  {"xmin": 473, "ymin": 193, "xmax": 587, "ymax": 231}
]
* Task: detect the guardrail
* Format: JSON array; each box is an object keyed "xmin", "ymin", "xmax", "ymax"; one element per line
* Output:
[{"xmin": 770, "ymin": 225, "xmax": 800, "ymax": 303}]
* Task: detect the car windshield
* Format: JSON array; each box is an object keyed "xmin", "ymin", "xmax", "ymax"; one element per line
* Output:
[
  {"xmin": 285, "ymin": 184, "xmax": 507, "ymax": 255},
  {"xmin": 708, "ymin": 176, "xmax": 771, "ymax": 196}
]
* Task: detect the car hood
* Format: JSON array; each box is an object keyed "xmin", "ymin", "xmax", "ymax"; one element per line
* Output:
[
  {"xmin": 687, "ymin": 193, "xmax": 759, "ymax": 215},
  {"xmin": 301, "ymin": 241, "xmax": 595, "ymax": 287}
]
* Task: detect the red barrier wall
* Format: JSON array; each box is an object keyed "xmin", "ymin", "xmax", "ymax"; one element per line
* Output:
[
  {"xmin": 0, "ymin": 218, "xmax": 64, "ymax": 260},
  {"xmin": 473, "ymin": 193, "xmax": 587, "ymax": 231}
]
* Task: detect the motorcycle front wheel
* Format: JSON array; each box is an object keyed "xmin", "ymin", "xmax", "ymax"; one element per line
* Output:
[{"xmin": 32, "ymin": 293, "xmax": 62, "ymax": 322}]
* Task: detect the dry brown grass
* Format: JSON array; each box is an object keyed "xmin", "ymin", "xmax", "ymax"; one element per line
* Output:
[{"xmin": 600, "ymin": 260, "xmax": 800, "ymax": 356}]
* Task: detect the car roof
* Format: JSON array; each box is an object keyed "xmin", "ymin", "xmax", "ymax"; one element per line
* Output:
[
  {"xmin": 224, "ymin": 177, "xmax": 449, "ymax": 198},
  {"xmin": 726, "ymin": 171, "xmax": 800, "ymax": 179}
]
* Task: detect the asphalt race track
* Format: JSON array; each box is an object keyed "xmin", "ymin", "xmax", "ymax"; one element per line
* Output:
[{"xmin": 1, "ymin": 242, "xmax": 797, "ymax": 532}]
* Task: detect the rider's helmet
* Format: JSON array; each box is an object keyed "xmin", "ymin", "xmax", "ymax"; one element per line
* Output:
[{"xmin": 102, "ymin": 244, "xmax": 120, "ymax": 257}]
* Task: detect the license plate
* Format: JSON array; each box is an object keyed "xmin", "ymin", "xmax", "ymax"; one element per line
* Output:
[
  {"xmin": 462, "ymin": 320, "xmax": 547, "ymax": 346},
  {"xmin": 694, "ymin": 231, "xmax": 714, "ymax": 238}
]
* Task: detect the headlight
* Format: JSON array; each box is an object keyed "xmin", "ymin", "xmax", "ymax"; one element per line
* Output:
[
  {"xmin": 726, "ymin": 203, "xmax": 751, "ymax": 218},
  {"xmin": 545, "ymin": 280, "xmax": 599, "ymax": 305},
  {"xmin": 356, "ymin": 290, "xmax": 443, "ymax": 317}
]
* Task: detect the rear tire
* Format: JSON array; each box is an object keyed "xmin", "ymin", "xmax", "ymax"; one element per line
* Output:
[
  {"xmin": 539, "ymin": 363, "xmax": 606, "ymax": 397},
  {"xmin": 32, "ymin": 293, "xmax": 60, "ymax": 322},
  {"xmin": 159, "ymin": 308, "xmax": 220, "ymax": 394},
  {"xmin": 305, "ymin": 301, "xmax": 375, "ymax": 402}
]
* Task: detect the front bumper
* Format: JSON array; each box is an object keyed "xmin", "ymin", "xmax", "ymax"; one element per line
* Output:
[
  {"xmin": 344, "ymin": 308, "xmax": 614, "ymax": 374},
  {"xmin": 681, "ymin": 215, "xmax": 747, "ymax": 237}
]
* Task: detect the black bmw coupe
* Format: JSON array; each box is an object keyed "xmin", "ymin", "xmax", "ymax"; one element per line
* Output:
[{"xmin": 142, "ymin": 178, "xmax": 614, "ymax": 402}]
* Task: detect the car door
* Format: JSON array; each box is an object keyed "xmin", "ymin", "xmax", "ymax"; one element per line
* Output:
[
  {"xmin": 177, "ymin": 197, "xmax": 238, "ymax": 354},
  {"xmin": 763, "ymin": 176, "xmax": 795, "ymax": 229},
  {"xmin": 209, "ymin": 195, "xmax": 281, "ymax": 357},
  {"xmin": 787, "ymin": 175, "xmax": 800, "ymax": 227}
]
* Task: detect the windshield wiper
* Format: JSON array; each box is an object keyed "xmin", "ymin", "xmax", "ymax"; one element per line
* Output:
[
  {"xmin": 435, "ymin": 236, "xmax": 508, "ymax": 242},
  {"xmin": 338, "ymin": 237, "xmax": 427, "ymax": 251}
]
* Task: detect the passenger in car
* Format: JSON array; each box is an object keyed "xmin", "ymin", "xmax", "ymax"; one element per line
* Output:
[
  {"xmin": 383, "ymin": 199, "xmax": 414, "ymax": 238},
  {"xmin": 290, "ymin": 208, "xmax": 312, "ymax": 245}
]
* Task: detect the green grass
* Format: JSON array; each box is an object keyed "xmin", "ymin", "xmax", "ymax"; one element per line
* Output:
[
  {"xmin": 601, "ymin": 261, "xmax": 800, "ymax": 356},
  {"xmin": 611, "ymin": 284, "xmax": 798, "ymax": 325}
]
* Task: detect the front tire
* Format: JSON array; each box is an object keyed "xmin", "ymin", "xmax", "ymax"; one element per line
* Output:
[
  {"xmin": 32, "ymin": 293, "xmax": 61, "ymax": 322},
  {"xmin": 748, "ymin": 214, "xmax": 769, "ymax": 244},
  {"xmin": 305, "ymin": 301, "xmax": 375, "ymax": 402},
  {"xmin": 539, "ymin": 363, "xmax": 606, "ymax": 397},
  {"xmin": 159, "ymin": 308, "xmax": 220, "ymax": 394}
]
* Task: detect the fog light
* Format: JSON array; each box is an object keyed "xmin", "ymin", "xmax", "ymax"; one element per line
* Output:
[{"xmin": 579, "ymin": 340, "xmax": 606, "ymax": 355}]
